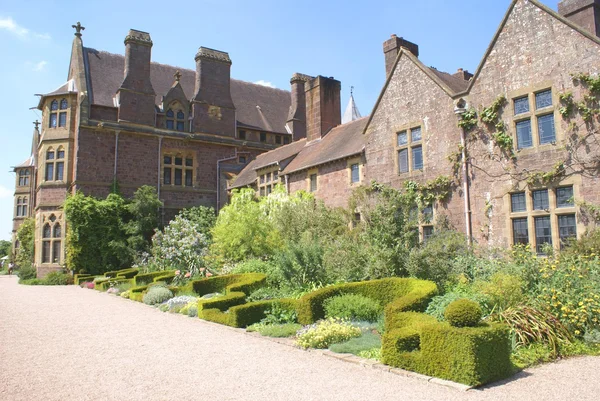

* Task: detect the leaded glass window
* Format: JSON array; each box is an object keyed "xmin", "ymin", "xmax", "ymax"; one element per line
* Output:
[
  {"xmin": 535, "ymin": 90, "xmax": 553, "ymax": 109},
  {"xmin": 514, "ymin": 96, "xmax": 529, "ymax": 115},
  {"xmin": 516, "ymin": 120, "xmax": 532, "ymax": 149}
]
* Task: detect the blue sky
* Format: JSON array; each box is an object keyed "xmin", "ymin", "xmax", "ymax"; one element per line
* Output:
[{"xmin": 0, "ymin": 0, "xmax": 561, "ymax": 240}]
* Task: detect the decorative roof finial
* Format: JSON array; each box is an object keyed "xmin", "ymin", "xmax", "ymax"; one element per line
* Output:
[
  {"xmin": 174, "ymin": 70, "xmax": 182, "ymax": 83},
  {"xmin": 33, "ymin": 120, "xmax": 40, "ymax": 130},
  {"xmin": 72, "ymin": 22, "xmax": 85, "ymax": 37},
  {"xmin": 350, "ymin": 86, "xmax": 354, "ymax": 96}
]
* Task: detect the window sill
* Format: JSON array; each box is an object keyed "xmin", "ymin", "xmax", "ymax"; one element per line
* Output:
[{"xmin": 39, "ymin": 181, "xmax": 67, "ymax": 188}]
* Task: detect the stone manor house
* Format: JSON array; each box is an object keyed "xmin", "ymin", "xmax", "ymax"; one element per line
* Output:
[{"xmin": 11, "ymin": 0, "xmax": 600, "ymax": 276}]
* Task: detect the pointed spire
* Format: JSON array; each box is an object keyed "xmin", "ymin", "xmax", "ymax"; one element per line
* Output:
[{"xmin": 342, "ymin": 86, "xmax": 362, "ymax": 124}]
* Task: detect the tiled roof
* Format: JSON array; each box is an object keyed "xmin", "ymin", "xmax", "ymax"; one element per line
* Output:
[
  {"xmin": 428, "ymin": 68, "xmax": 470, "ymax": 93},
  {"xmin": 282, "ymin": 117, "xmax": 368, "ymax": 175},
  {"xmin": 13, "ymin": 157, "xmax": 34, "ymax": 169},
  {"xmin": 230, "ymin": 139, "xmax": 307, "ymax": 188},
  {"xmin": 83, "ymin": 48, "xmax": 292, "ymax": 134}
]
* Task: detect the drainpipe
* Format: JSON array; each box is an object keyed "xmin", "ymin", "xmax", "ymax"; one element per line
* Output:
[
  {"xmin": 113, "ymin": 131, "xmax": 120, "ymax": 182},
  {"xmin": 284, "ymin": 174, "xmax": 290, "ymax": 194},
  {"xmin": 217, "ymin": 149, "xmax": 239, "ymax": 213},
  {"xmin": 454, "ymin": 100, "xmax": 473, "ymax": 246},
  {"xmin": 157, "ymin": 136, "xmax": 163, "ymax": 199}
]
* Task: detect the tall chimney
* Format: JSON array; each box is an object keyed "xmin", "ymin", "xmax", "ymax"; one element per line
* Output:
[
  {"xmin": 191, "ymin": 47, "xmax": 236, "ymax": 137},
  {"xmin": 559, "ymin": 0, "xmax": 600, "ymax": 37},
  {"xmin": 383, "ymin": 34, "xmax": 419, "ymax": 78},
  {"xmin": 117, "ymin": 29, "xmax": 156, "ymax": 125},
  {"xmin": 305, "ymin": 76, "xmax": 341, "ymax": 143},
  {"xmin": 287, "ymin": 73, "xmax": 313, "ymax": 142}
]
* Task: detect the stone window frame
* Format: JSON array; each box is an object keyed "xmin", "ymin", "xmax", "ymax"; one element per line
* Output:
[
  {"xmin": 15, "ymin": 196, "xmax": 28, "ymax": 218},
  {"xmin": 393, "ymin": 124, "xmax": 425, "ymax": 176},
  {"xmin": 504, "ymin": 177, "xmax": 583, "ymax": 253},
  {"xmin": 165, "ymin": 103, "xmax": 187, "ymax": 132},
  {"xmin": 238, "ymin": 130, "xmax": 247, "ymax": 141},
  {"xmin": 347, "ymin": 157, "xmax": 362, "ymax": 186},
  {"xmin": 18, "ymin": 169, "xmax": 31, "ymax": 186},
  {"xmin": 44, "ymin": 146, "xmax": 66, "ymax": 183},
  {"xmin": 509, "ymin": 83, "xmax": 559, "ymax": 153},
  {"xmin": 41, "ymin": 214, "xmax": 62, "ymax": 265},
  {"xmin": 307, "ymin": 167, "xmax": 318, "ymax": 193},
  {"xmin": 257, "ymin": 165, "xmax": 280, "ymax": 197},
  {"xmin": 48, "ymin": 98, "xmax": 68, "ymax": 129},
  {"xmin": 162, "ymin": 150, "xmax": 195, "ymax": 188}
]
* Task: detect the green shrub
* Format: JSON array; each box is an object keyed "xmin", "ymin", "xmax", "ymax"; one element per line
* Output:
[
  {"xmin": 296, "ymin": 318, "xmax": 362, "ymax": 349},
  {"xmin": 115, "ymin": 269, "xmax": 140, "ymax": 279},
  {"xmin": 261, "ymin": 302, "xmax": 298, "ymax": 324},
  {"xmin": 232, "ymin": 259, "xmax": 284, "ymax": 288},
  {"xmin": 296, "ymin": 277, "xmax": 437, "ymax": 325},
  {"xmin": 20, "ymin": 278, "xmax": 44, "ymax": 285},
  {"xmin": 120, "ymin": 290, "xmax": 130, "ymax": 299},
  {"xmin": 444, "ymin": 299, "xmax": 483, "ymax": 328},
  {"xmin": 201, "ymin": 299, "xmax": 298, "ymax": 328},
  {"xmin": 273, "ymin": 233, "xmax": 326, "ymax": 290},
  {"xmin": 134, "ymin": 270, "xmax": 176, "ymax": 286},
  {"xmin": 44, "ymin": 271, "xmax": 72, "ymax": 286},
  {"xmin": 585, "ymin": 329, "xmax": 600, "ymax": 344},
  {"xmin": 158, "ymin": 304, "xmax": 170, "ymax": 312},
  {"xmin": 489, "ymin": 305, "xmax": 573, "ymax": 355},
  {"xmin": 18, "ymin": 265, "xmax": 37, "ymax": 281},
  {"xmin": 74, "ymin": 274, "xmax": 95, "ymax": 285},
  {"xmin": 324, "ymin": 294, "xmax": 382, "ymax": 322},
  {"xmin": 425, "ymin": 291, "xmax": 490, "ymax": 321},
  {"xmin": 198, "ymin": 292, "xmax": 246, "ymax": 315},
  {"xmin": 475, "ymin": 273, "xmax": 525, "ymax": 310},
  {"xmin": 247, "ymin": 323, "xmax": 302, "ymax": 338},
  {"xmin": 329, "ymin": 331, "xmax": 381, "ymax": 355},
  {"xmin": 191, "ymin": 273, "xmax": 266, "ymax": 297},
  {"xmin": 143, "ymin": 286, "xmax": 173, "ymax": 305}
]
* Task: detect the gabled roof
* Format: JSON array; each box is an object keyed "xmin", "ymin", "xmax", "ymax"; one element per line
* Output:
[
  {"xmin": 428, "ymin": 68, "xmax": 470, "ymax": 93},
  {"xmin": 12, "ymin": 157, "xmax": 34, "ymax": 170},
  {"xmin": 230, "ymin": 139, "xmax": 307, "ymax": 188},
  {"xmin": 460, "ymin": 0, "xmax": 600, "ymax": 95},
  {"xmin": 83, "ymin": 47, "xmax": 292, "ymax": 134},
  {"xmin": 282, "ymin": 117, "xmax": 368, "ymax": 175}
]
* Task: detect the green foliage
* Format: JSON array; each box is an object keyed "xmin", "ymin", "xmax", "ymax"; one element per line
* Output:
[
  {"xmin": 458, "ymin": 108, "xmax": 478, "ymax": 131},
  {"xmin": 480, "ymin": 95, "xmax": 515, "ymax": 158},
  {"xmin": 475, "ymin": 273, "xmax": 525, "ymax": 311},
  {"xmin": 489, "ymin": 306, "xmax": 573, "ymax": 356},
  {"xmin": 324, "ymin": 294, "xmax": 382, "ymax": 323},
  {"xmin": 404, "ymin": 176, "xmax": 454, "ymax": 206},
  {"xmin": 561, "ymin": 226, "xmax": 600, "ymax": 254},
  {"xmin": 44, "ymin": 271, "xmax": 72, "ymax": 285},
  {"xmin": 406, "ymin": 229, "xmax": 470, "ymax": 289},
  {"xmin": 296, "ymin": 277, "xmax": 438, "ymax": 325},
  {"xmin": 190, "ymin": 273, "xmax": 267, "ymax": 297},
  {"xmin": 273, "ymin": 233, "xmax": 326, "ymax": 290},
  {"xmin": 261, "ymin": 302, "xmax": 298, "ymax": 324},
  {"xmin": 247, "ymin": 323, "xmax": 302, "ymax": 338},
  {"xmin": 426, "ymin": 290, "xmax": 490, "ymax": 321},
  {"xmin": 124, "ymin": 186, "xmax": 162, "ymax": 255},
  {"xmin": 210, "ymin": 188, "xmax": 283, "ymax": 264},
  {"xmin": 572, "ymin": 72, "xmax": 600, "ymax": 94},
  {"xmin": 142, "ymin": 286, "xmax": 173, "ymax": 305},
  {"xmin": 558, "ymin": 91, "xmax": 574, "ymax": 118},
  {"xmin": 15, "ymin": 218, "xmax": 35, "ymax": 268},
  {"xmin": 201, "ymin": 298, "xmax": 298, "ymax": 328},
  {"xmin": 444, "ymin": 299, "xmax": 483, "ymax": 328},
  {"xmin": 17, "ymin": 264, "xmax": 37, "ymax": 281},
  {"xmin": 525, "ymin": 162, "xmax": 565, "ymax": 187},
  {"xmin": 296, "ymin": 318, "xmax": 362, "ymax": 349},
  {"xmin": 329, "ymin": 331, "xmax": 382, "ymax": 356},
  {"xmin": 134, "ymin": 270, "xmax": 175, "ymax": 286},
  {"xmin": 0, "ymin": 240, "xmax": 11, "ymax": 259}
]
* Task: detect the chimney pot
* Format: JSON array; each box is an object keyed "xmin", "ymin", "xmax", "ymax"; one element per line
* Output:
[
  {"xmin": 558, "ymin": 0, "xmax": 600, "ymax": 37},
  {"xmin": 383, "ymin": 35, "xmax": 419, "ymax": 78}
]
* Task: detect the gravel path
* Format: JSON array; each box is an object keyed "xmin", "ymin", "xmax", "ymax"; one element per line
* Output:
[{"xmin": 1, "ymin": 275, "xmax": 599, "ymax": 401}]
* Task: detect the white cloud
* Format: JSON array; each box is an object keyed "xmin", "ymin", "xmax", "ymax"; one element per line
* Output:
[
  {"xmin": 33, "ymin": 60, "xmax": 47, "ymax": 71},
  {"xmin": 0, "ymin": 185, "xmax": 12, "ymax": 200},
  {"xmin": 254, "ymin": 80, "xmax": 276, "ymax": 88},
  {"xmin": 0, "ymin": 17, "xmax": 50, "ymax": 41}
]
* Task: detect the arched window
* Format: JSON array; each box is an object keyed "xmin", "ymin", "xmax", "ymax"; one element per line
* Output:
[
  {"xmin": 49, "ymin": 99, "xmax": 67, "ymax": 128},
  {"xmin": 165, "ymin": 107, "xmax": 185, "ymax": 132},
  {"xmin": 42, "ymin": 218, "xmax": 62, "ymax": 264},
  {"xmin": 45, "ymin": 147, "xmax": 65, "ymax": 182},
  {"xmin": 18, "ymin": 169, "xmax": 30, "ymax": 186}
]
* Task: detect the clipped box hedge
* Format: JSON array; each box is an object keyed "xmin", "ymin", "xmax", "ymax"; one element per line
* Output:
[
  {"xmin": 198, "ymin": 292, "xmax": 247, "ymax": 315},
  {"xmin": 382, "ymin": 319, "xmax": 513, "ymax": 386},
  {"xmin": 202, "ymin": 299, "xmax": 298, "ymax": 328},
  {"xmin": 74, "ymin": 274, "xmax": 95, "ymax": 285},
  {"xmin": 115, "ymin": 269, "xmax": 140, "ymax": 279},
  {"xmin": 134, "ymin": 270, "xmax": 176, "ymax": 286},
  {"xmin": 104, "ymin": 268, "xmax": 138, "ymax": 279},
  {"xmin": 152, "ymin": 272, "xmax": 176, "ymax": 285},
  {"xmin": 96, "ymin": 278, "xmax": 133, "ymax": 292},
  {"xmin": 296, "ymin": 277, "xmax": 438, "ymax": 325},
  {"xmin": 190, "ymin": 273, "xmax": 267, "ymax": 296}
]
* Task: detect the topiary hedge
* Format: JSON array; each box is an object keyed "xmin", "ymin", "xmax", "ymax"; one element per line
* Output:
[
  {"xmin": 134, "ymin": 270, "xmax": 176, "ymax": 286},
  {"xmin": 74, "ymin": 274, "xmax": 95, "ymax": 285},
  {"xmin": 381, "ymin": 314, "xmax": 513, "ymax": 386},
  {"xmin": 444, "ymin": 299, "xmax": 483, "ymax": 328},
  {"xmin": 96, "ymin": 278, "xmax": 133, "ymax": 292},
  {"xmin": 190, "ymin": 273, "xmax": 266, "ymax": 297},
  {"xmin": 115, "ymin": 269, "xmax": 140, "ymax": 279},
  {"xmin": 296, "ymin": 278, "xmax": 438, "ymax": 325},
  {"xmin": 104, "ymin": 268, "xmax": 138, "ymax": 279},
  {"xmin": 197, "ymin": 292, "xmax": 247, "ymax": 315},
  {"xmin": 201, "ymin": 299, "xmax": 298, "ymax": 328}
]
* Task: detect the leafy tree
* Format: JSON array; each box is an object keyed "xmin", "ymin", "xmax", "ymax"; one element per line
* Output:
[
  {"xmin": 15, "ymin": 218, "xmax": 35, "ymax": 268},
  {"xmin": 0, "ymin": 240, "xmax": 11, "ymax": 259},
  {"xmin": 125, "ymin": 185, "xmax": 163, "ymax": 255}
]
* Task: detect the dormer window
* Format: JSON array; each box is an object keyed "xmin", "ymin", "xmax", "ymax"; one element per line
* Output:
[
  {"xmin": 49, "ymin": 99, "xmax": 68, "ymax": 128},
  {"xmin": 166, "ymin": 108, "xmax": 186, "ymax": 132}
]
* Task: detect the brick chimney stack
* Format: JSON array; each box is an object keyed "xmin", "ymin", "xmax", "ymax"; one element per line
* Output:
[
  {"xmin": 305, "ymin": 76, "xmax": 341, "ymax": 143},
  {"xmin": 287, "ymin": 73, "xmax": 313, "ymax": 142},
  {"xmin": 453, "ymin": 68, "xmax": 474, "ymax": 81},
  {"xmin": 191, "ymin": 47, "xmax": 236, "ymax": 137},
  {"xmin": 559, "ymin": 0, "xmax": 600, "ymax": 37},
  {"xmin": 117, "ymin": 29, "xmax": 156, "ymax": 125},
  {"xmin": 383, "ymin": 34, "xmax": 419, "ymax": 78}
]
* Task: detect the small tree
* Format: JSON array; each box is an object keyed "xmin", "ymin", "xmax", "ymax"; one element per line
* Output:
[
  {"xmin": 15, "ymin": 218, "xmax": 35, "ymax": 267},
  {"xmin": 125, "ymin": 185, "xmax": 163, "ymax": 255},
  {"xmin": 0, "ymin": 240, "xmax": 11, "ymax": 259}
]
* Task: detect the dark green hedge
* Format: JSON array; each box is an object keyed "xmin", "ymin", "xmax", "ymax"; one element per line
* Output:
[
  {"xmin": 104, "ymin": 268, "xmax": 138, "ymax": 279},
  {"xmin": 96, "ymin": 278, "xmax": 133, "ymax": 292},
  {"xmin": 134, "ymin": 270, "xmax": 176, "ymax": 286},
  {"xmin": 296, "ymin": 278, "xmax": 438, "ymax": 325},
  {"xmin": 202, "ymin": 299, "xmax": 298, "ymax": 328},
  {"xmin": 74, "ymin": 274, "xmax": 95, "ymax": 285},
  {"xmin": 152, "ymin": 272, "xmax": 176, "ymax": 284},
  {"xmin": 382, "ymin": 318, "xmax": 513, "ymax": 386},
  {"xmin": 198, "ymin": 292, "xmax": 247, "ymax": 315},
  {"xmin": 191, "ymin": 273, "xmax": 266, "ymax": 296},
  {"xmin": 116, "ymin": 269, "xmax": 140, "ymax": 279}
]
